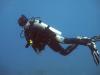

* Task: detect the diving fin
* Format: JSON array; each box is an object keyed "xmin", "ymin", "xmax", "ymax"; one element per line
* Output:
[
  {"xmin": 92, "ymin": 50, "xmax": 100, "ymax": 65},
  {"xmin": 91, "ymin": 35, "xmax": 100, "ymax": 42}
]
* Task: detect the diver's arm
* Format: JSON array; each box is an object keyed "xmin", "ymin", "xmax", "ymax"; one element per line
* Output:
[{"xmin": 24, "ymin": 29, "xmax": 32, "ymax": 48}]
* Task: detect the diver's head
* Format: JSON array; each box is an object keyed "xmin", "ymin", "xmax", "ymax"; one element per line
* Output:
[{"xmin": 18, "ymin": 15, "xmax": 28, "ymax": 27}]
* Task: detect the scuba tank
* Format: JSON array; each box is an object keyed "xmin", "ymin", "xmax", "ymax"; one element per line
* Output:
[{"xmin": 33, "ymin": 19, "xmax": 62, "ymax": 35}]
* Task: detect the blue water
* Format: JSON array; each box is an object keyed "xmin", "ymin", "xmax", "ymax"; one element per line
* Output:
[{"xmin": 0, "ymin": 0, "xmax": 100, "ymax": 75}]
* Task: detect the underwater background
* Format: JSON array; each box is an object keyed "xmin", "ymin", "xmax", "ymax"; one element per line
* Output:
[{"xmin": 0, "ymin": 0, "xmax": 100, "ymax": 75}]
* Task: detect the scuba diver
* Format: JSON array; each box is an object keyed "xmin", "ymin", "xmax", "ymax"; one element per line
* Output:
[{"xmin": 18, "ymin": 15, "xmax": 100, "ymax": 65}]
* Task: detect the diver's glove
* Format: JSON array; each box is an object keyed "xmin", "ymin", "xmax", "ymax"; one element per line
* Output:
[
  {"xmin": 25, "ymin": 43, "xmax": 30, "ymax": 48},
  {"xmin": 92, "ymin": 50, "xmax": 100, "ymax": 65}
]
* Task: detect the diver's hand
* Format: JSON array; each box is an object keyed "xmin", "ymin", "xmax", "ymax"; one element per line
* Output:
[
  {"xmin": 25, "ymin": 40, "xmax": 33, "ymax": 48},
  {"xmin": 25, "ymin": 43, "xmax": 30, "ymax": 48}
]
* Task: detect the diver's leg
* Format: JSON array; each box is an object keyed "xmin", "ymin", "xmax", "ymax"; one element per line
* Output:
[
  {"xmin": 59, "ymin": 44, "xmax": 78, "ymax": 56},
  {"xmin": 48, "ymin": 38, "xmax": 78, "ymax": 56},
  {"xmin": 64, "ymin": 36, "xmax": 91, "ymax": 45},
  {"xmin": 56, "ymin": 35, "xmax": 91, "ymax": 45},
  {"xmin": 87, "ymin": 42, "xmax": 100, "ymax": 65}
]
